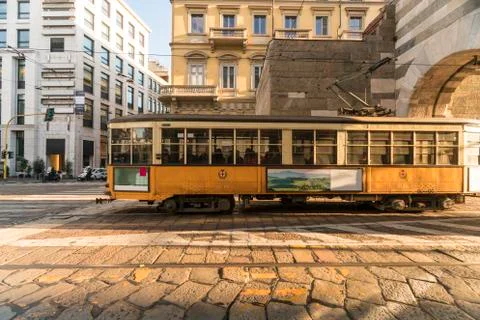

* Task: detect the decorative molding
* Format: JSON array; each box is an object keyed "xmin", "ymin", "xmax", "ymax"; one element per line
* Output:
[
  {"xmin": 310, "ymin": 7, "xmax": 335, "ymax": 12},
  {"xmin": 345, "ymin": 7, "xmax": 369, "ymax": 12},
  {"xmin": 185, "ymin": 4, "xmax": 208, "ymax": 9}
]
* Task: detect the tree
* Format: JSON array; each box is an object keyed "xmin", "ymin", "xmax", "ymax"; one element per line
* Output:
[
  {"xmin": 32, "ymin": 158, "xmax": 45, "ymax": 179},
  {"xmin": 64, "ymin": 160, "xmax": 73, "ymax": 179}
]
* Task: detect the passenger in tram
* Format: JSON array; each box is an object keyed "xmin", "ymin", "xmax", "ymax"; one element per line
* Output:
[
  {"xmin": 212, "ymin": 148, "xmax": 225, "ymax": 164},
  {"xmin": 244, "ymin": 148, "xmax": 257, "ymax": 164},
  {"xmin": 263, "ymin": 146, "xmax": 281, "ymax": 164}
]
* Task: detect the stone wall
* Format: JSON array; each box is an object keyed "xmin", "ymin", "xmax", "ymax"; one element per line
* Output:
[
  {"xmin": 170, "ymin": 100, "xmax": 256, "ymax": 115},
  {"xmin": 256, "ymin": 4, "xmax": 396, "ymax": 116}
]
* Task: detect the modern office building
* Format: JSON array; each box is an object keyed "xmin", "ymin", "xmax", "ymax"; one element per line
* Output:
[
  {"xmin": 0, "ymin": 0, "xmax": 166, "ymax": 176},
  {"xmin": 163, "ymin": 0, "xmax": 387, "ymax": 115}
]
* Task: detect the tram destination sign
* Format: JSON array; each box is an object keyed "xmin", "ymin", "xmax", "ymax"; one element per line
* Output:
[{"xmin": 267, "ymin": 168, "xmax": 363, "ymax": 192}]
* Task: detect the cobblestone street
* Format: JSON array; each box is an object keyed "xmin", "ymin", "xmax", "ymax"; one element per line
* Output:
[{"xmin": 0, "ymin": 184, "xmax": 480, "ymax": 319}]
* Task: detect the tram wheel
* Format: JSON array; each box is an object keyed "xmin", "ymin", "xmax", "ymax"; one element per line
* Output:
[
  {"xmin": 218, "ymin": 196, "xmax": 235, "ymax": 214},
  {"xmin": 163, "ymin": 198, "xmax": 178, "ymax": 214}
]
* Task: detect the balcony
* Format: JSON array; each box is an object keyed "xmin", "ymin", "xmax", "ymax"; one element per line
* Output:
[
  {"xmin": 209, "ymin": 28, "xmax": 247, "ymax": 52},
  {"xmin": 274, "ymin": 29, "xmax": 311, "ymax": 40},
  {"xmin": 159, "ymin": 85, "xmax": 217, "ymax": 102},
  {"xmin": 341, "ymin": 30, "xmax": 364, "ymax": 41}
]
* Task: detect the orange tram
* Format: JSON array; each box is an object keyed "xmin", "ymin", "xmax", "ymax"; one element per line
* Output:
[{"xmin": 106, "ymin": 114, "xmax": 480, "ymax": 213}]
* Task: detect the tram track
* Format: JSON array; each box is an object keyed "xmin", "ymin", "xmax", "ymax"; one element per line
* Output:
[{"xmin": 0, "ymin": 261, "xmax": 479, "ymax": 270}]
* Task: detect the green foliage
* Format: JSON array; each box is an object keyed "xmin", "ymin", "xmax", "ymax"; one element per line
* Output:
[
  {"xmin": 65, "ymin": 160, "xmax": 73, "ymax": 178},
  {"xmin": 18, "ymin": 157, "xmax": 29, "ymax": 172},
  {"xmin": 33, "ymin": 157, "xmax": 45, "ymax": 175}
]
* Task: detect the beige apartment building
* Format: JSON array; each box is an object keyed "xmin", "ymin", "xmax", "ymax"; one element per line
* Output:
[{"xmin": 163, "ymin": 0, "xmax": 387, "ymax": 114}]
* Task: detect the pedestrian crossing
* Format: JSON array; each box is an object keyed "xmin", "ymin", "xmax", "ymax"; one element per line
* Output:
[{"xmin": 9, "ymin": 215, "xmax": 480, "ymax": 248}]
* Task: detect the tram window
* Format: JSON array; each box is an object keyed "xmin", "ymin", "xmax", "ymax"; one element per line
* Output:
[
  {"xmin": 316, "ymin": 131, "xmax": 337, "ymax": 164},
  {"xmin": 438, "ymin": 132, "xmax": 458, "ymax": 165},
  {"xmin": 161, "ymin": 128, "xmax": 184, "ymax": 164},
  {"xmin": 293, "ymin": 130, "xmax": 313, "ymax": 165},
  {"xmin": 415, "ymin": 132, "xmax": 435, "ymax": 165},
  {"xmin": 370, "ymin": 132, "xmax": 391, "ymax": 165},
  {"xmin": 393, "ymin": 132, "xmax": 413, "ymax": 164},
  {"xmin": 133, "ymin": 128, "xmax": 152, "ymax": 143},
  {"xmin": 236, "ymin": 129, "xmax": 258, "ymax": 165},
  {"xmin": 131, "ymin": 128, "xmax": 152, "ymax": 165},
  {"xmin": 465, "ymin": 132, "xmax": 480, "ymax": 165},
  {"xmin": 212, "ymin": 129, "xmax": 234, "ymax": 164},
  {"xmin": 186, "ymin": 129, "xmax": 209, "ymax": 165},
  {"xmin": 260, "ymin": 129, "xmax": 282, "ymax": 165},
  {"xmin": 347, "ymin": 131, "xmax": 367, "ymax": 165},
  {"xmin": 111, "ymin": 145, "xmax": 130, "ymax": 164},
  {"xmin": 112, "ymin": 128, "xmax": 131, "ymax": 144}
]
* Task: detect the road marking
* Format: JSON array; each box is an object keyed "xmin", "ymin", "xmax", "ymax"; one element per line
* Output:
[{"xmin": 418, "ymin": 220, "xmax": 480, "ymax": 232}]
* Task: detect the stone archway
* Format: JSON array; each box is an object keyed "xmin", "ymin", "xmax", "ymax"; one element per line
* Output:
[
  {"xmin": 394, "ymin": 1, "xmax": 480, "ymax": 117},
  {"xmin": 408, "ymin": 51, "xmax": 480, "ymax": 118}
]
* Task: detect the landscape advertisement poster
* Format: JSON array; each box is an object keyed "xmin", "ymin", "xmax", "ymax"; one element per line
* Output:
[{"xmin": 267, "ymin": 168, "xmax": 363, "ymax": 192}]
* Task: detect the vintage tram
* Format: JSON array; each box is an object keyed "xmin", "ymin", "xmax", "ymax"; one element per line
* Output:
[{"xmin": 106, "ymin": 114, "xmax": 480, "ymax": 213}]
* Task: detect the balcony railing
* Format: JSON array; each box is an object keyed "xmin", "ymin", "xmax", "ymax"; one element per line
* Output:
[
  {"xmin": 341, "ymin": 30, "xmax": 364, "ymax": 40},
  {"xmin": 160, "ymin": 85, "xmax": 217, "ymax": 97},
  {"xmin": 209, "ymin": 27, "xmax": 247, "ymax": 39},
  {"xmin": 274, "ymin": 29, "xmax": 311, "ymax": 40}
]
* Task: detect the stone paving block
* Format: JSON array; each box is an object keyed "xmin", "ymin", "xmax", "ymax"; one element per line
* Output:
[
  {"xmin": 159, "ymin": 267, "xmax": 191, "ymax": 285},
  {"xmin": 345, "ymin": 299, "xmax": 396, "ymax": 320},
  {"xmin": 252, "ymin": 249, "xmax": 276, "ymax": 263},
  {"xmin": 98, "ymin": 268, "xmax": 134, "ymax": 284},
  {"xmin": 67, "ymin": 268, "xmax": 103, "ymax": 283},
  {"xmin": 9, "ymin": 247, "xmax": 61, "ymax": 265},
  {"xmin": 267, "ymin": 302, "xmax": 312, "ymax": 320},
  {"xmin": 354, "ymin": 249, "xmax": 386, "ymax": 263},
  {"xmin": 438, "ymin": 275, "xmax": 480, "ymax": 303},
  {"xmin": 3, "ymin": 269, "xmax": 47, "ymax": 286},
  {"xmin": 334, "ymin": 250, "xmax": 362, "ymax": 263},
  {"xmin": 0, "ymin": 269, "xmax": 15, "ymax": 282},
  {"xmin": 222, "ymin": 267, "xmax": 250, "ymax": 283},
  {"xmin": 400, "ymin": 250, "xmax": 436, "ymax": 263},
  {"xmin": 346, "ymin": 279, "xmax": 385, "ymax": 305},
  {"xmin": 96, "ymin": 300, "xmax": 141, "ymax": 320},
  {"xmin": 52, "ymin": 286, "xmax": 89, "ymax": 307},
  {"xmin": 291, "ymin": 249, "xmax": 315, "ymax": 263},
  {"xmin": 142, "ymin": 303, "xmax": 184, "ymax": 320},
  {"xmin": 163, "ymin": 281, "xmax": 211, "ymax": 309},
  {"xmin": 464, "ymin": 278, "xmax": 480, "ymax": 292},
  {"xmin": 128, "ymin": 282, "xmax": 176, "ymax": 308},
  {"xmin": 181, "ymin": 254, "xmax": 206, "ymax": 264},
  {"xmin": 420, "ymin": 300, "xmax": 475, "ymax": 320},
  {"xmin": 89, "ymin": 280, "xmax": 139, "ymax": 308},
  {"xmin": 422, "ymin": 266, "xmax": 448, "ymax": 278},
  {"xmin": 457, "ymin": 300, "xmax": 480, "ymax": 319},
  {"xmin": 227, "ymin": 255, "xmax": 252, "ymax": 263},
  {"xmin": 312, "ymin": 249, "xmax": 342, "ymax": 263},
  {"xmin": 386, "ymin": 302, "xmax": 434, "ymax": 320},
  {"xmin": 205, "ymin": 248, "xmax": 229, "ymax": 263},
  {"xmin": 56, "ymin": 305, "xmax": 94, "ymax": 320},
  {"xmin": 229, "ymin": 301, "xmax": 266, "ymax": 320},
  {"xmin": 0, "ymin": 283, "xmax": 40, "ymax": 303},
  {"xmin": 409, "ymin": 279, "xmax": 454, "ymax": 304},
  {"xmin": 379, "ymin": 279, "xmax": 417, "ymax": 305},
  {"xmin": 104, "ymin": 247, "xmax": 144, "ymax": 264},
  {"xmin": 368, "ymin": 267, "xmax": 406, "ymax": 282},
  {"xmin": 189, "ymin": 268, "xmax": 219, "ymax": 284},
  {"xmin": 36, "ymin": 248, "xmax": 79, "ymax": 265},
  {"xmin": 80, "ymin": 246, "xmax": 123, "ymax": 265},
  {"xmin": 393, "ymin": 267, "xmax": 437, "ymax": 282},
  {"xmin": 37, "ymin": 268, "xmax": 76, "ymax": 284},
  {"xmin": 338, "ymin": 267, "xmax": 377, "ymax": 284},
  {"xmin": 272, "ymin": 281, "xmax": 310, "ymax": 305},
  {"xmin": 185, "ymin": 247, "xmax": 208, "ymax": 255},
  {"xmin": 239, "ymin": 281, "xmax": 272, "ymax": 305},
  {"xmin": 14, "ymin": 302, "xmax": 59, "ymax": 320},
  {"xmin": 278, "ymin": 267, "xmax": 313, "ymax": 284},
  {"xmin": 307, "ymin": 303, "xmax": 349, "ymax": 320},
  {"xmin": 156, "ymin": 248, "xmax": 184, "ymax": 263},
  {"xmin": 311, "ymin": 279, "xmax": 345, "ymax": 307},
  {"xmin": 207, "ymin": 280, "xmax": 243, "ymax": 307},
  {"xmin": 131, "ymin": 246, "xmax": 165, "ymax": 264},
  {"xmin": 274, "ymin": 249, "xmax": 294, "ymax": 263},
  {"xmin": 230, "ymin": 248, "xmax": 251, "ymax": 256},
  {"xmin": 0, "ymin": 306, "xmax": 16, "ymax": 320},
  {"xmin": 447, "ymin": 266, "xmax": 480, "ymax": 279},
  {"xmin": 248, "ymin": 267, "xmax": 276, "ymax": 284},
  {"xmin": 130, "ymin": 267, "xmax": 162, "ymax": 283},
  {"xmin": 185, "ymin": 302, "xmax": 226, "ymax": 320},
  {"xmin": 14, "ymin": 282, "xmax": 76, "ymax": 307},
  {"xmin": 308, "ymin": 267, "xmax": 345, "ymax": 284}
]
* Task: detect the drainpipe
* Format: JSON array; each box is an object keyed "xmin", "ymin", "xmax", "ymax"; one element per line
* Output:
[{"xmin": 338, "ymin": 0, "xmax": 342, "ymax": 38}]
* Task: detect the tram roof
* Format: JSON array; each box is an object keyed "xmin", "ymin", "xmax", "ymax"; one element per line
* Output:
[{"xmin": 109, "ymin": 114, "xmax": 480, "ymax": 125}]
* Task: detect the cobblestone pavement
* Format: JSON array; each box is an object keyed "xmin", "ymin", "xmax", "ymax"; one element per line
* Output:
[{"xmin": 0, "ymin": 186, "xmax": 480, "ymax": 319}]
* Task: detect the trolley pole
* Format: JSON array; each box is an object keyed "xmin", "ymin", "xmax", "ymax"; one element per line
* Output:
[{"xmin": 2, "ymin": 112, "xmax": 51, "ymax": 180}]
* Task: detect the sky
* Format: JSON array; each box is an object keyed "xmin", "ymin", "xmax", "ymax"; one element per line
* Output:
[{"xmin": 125, "ymin": 0, "xmax": 171, "ymax": 69}]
